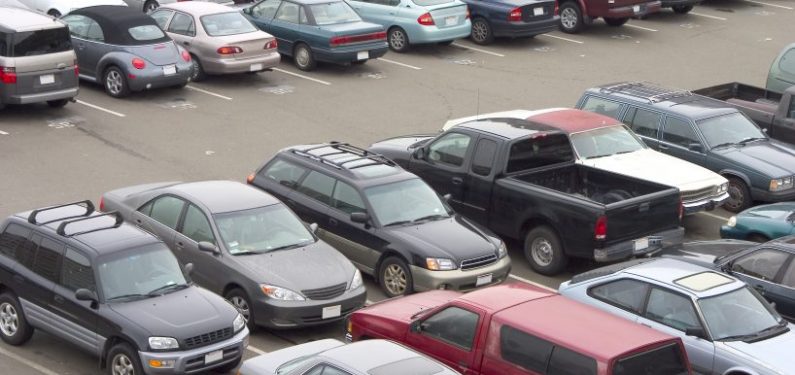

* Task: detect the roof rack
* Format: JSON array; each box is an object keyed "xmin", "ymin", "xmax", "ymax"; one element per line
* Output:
[
  {"xmin": 56, "ymin": 211, "xmax": 124, "ymax": 237},
  {"xmin": 290, "ymin": 142, "xmax": 397, "ymax": 171},
  {"xmin": 600, "ymin": 82, "xmax": 693, "ymax": 103},
  {"xmin": 28, "ymin": 200, "xmax": 95, "ymax": 225}
]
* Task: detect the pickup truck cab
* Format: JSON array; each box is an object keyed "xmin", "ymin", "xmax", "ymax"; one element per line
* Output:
[
  {"xmin": 464, "ymin": 0, "xmax": 559, "ymax": 45},
  {"xmin": 369, "ymin": 118, "xmax": 684, "ymax": 275},
  {"xmin": 557, "ymin": 0, "xmax": 661, "ymax": 34},
  {"xmin": 768, "ymin": 42, "xmax": 795, "ymax": 94},
  {"xmin": 347, "ymin": 282, "xmax": 692, "ymax": 375}
]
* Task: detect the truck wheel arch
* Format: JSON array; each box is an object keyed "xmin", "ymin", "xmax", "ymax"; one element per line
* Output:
[
  {"xmin": 100, "ymin": 335, "xmax": 137, "ymax": 369},
  {"xmin": 719, "ymin": 170, "xmax": 752, "ymax": 187},
  {"xmin": 558, "ymin": 0, "xmax": 589, "ymax": 17},
  {"xmin": 374, "ymin": 249, "xmax": 412, "ymax": 283}
]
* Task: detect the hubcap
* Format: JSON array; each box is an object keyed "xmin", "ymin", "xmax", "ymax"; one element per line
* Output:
[
  {"xmin": 561, "ymin": 8, "xmax": 577, "ymax": 29},
  {"xmin": 106, "ymin": 71, "xmax": 123, "ymax": 95},
  {"xmin": 389, "ymin": 30, "xmax": 405, "ymax": 50},
  {"xmin": 0, "ymin": 303, "xmax": 19, "ymax": 337},
  {"xmin": 472, "ymin": 21, "xmax": 488, "ymax": 42},
  {"xmin": 383, "ymin": 264, "xmax": 407, "ymax": 295},
  {"xmin": 145, "ymin": 1, "xmax": 158, "ymax": 12},
  {"xmin": 296, "ymin": 47, "xmax": 310, "ymax": 67},
  {"xmin": 111, "ymin": 353, "xmax": 135, "ymax": 375},
  {"xmin": 229, "ymin": 296, "xmax": 250, "ymax": 321},
  {"xmin": 726, "ymin": 184, "xmax": 744, "ymax": 210},
  {"xmin": 531, "ymin": 238, "xmax": 554, "ymax": 267}
]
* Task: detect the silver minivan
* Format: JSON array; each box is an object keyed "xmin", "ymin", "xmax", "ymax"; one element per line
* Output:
[{"xmin": 0, "ymin": 6, "xmax": 78, "ymax": 110}]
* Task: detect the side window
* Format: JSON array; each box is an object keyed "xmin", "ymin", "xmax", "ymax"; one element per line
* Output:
[
  {"xmin": 297, "ymin": 171, "xmax": 336, "ymax": 205},
  {"xmin": 150, "ymin": 9, "xmax": 174, "ymax": 30},
  {"xmin": 428, "ymin": 133, "xmax": 472, "ymax": 167},
  {"xmin": 624, "ymin": 107, "xmax": 662, "ymax": 138},
  {"xmin": 32, "ymin": 237, "xmax": 64, "ymax": 283},
  {"xmin": 645, "ymin": 288, "xmax": 700, "ymax": 332},
  {"xmin": 0, "ymin": 224, "xmax": 31, "ymax": 259},
  {"xmin": 168, "ymin": 13, "xmax": 195, "ymax": 36},
  {"xmin": 181, "ymin": 205, "xmax": 215, "ymax": 244},
  {"xmin": 261, "ymin": 159, "xmax": 308, "ymax": 188},
  {"xmin": 275, "ymin": 2, "xmax": 301, "ymax": 23},
  {"xmin": 471, "ymin": 138, "xmax": 497, "ymax": 176},
  {"xmin": 421, "ymin": 306, "xmax": 479, "ymax": 350},
  {"xmin": 500, "ymin": 325, "xmax": 553, "ymax": 373},
  {"xmin": 581, "ymin": 96, "xmax": 623, "ymax": 120},
  {"xmin": 85, "ymin": 19, "xmax": 104, "ymax": 42},
  {"xmin": 14, "ymin": 234, "xmax": 38, "ymax": 269},
  {"xmin": 332, "ymin": 181, "xmax": 366, "ymax": 214},
  {"xmin": 780, "ymin": 48, "xmax": 795, "ymax": 76},
  {"xmin": 547, "ymin": 346, "xmax": 597, "ymax": 375},
  {"xmin": 781, "ymin": 258, "xmax": 795, "ymax": 288},
  {"xmin": 788, "ymin": 98, "xmax": 795, "ymax": 119},
  {"xmin": 62, "ymin": 14, "xmax": 100, "ymax": 40},
  {"xmin": 147, "ymin": 196, "xmax": 186, "ymax": 229},
  {"xmin": 61, "ymin": 248, "xmax": 95, "ymax": 292},
  {"xmin": 662, "ymin": 118, "xmax": 700, "ymax": 148},
  {"xmin": 589, "ymin": 279, "xmax": 649, "ymax": 313},
  {"xmin": 299, "ymin": 6, "xmax": 308, "ymax": 24},
  {"xmin": 251, "ymin": 0, "xmax": 282, "ymax": 20},
  {"xmin": 731, "ymin": 249, "xmax": 789, "ymax": 281}
]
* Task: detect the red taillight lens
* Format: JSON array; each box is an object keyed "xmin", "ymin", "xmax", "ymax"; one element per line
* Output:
[
  {"xmin": 74, "ymin": 59, "xmax": 79, "ymax": 77},
  {"xmin": 594, "ymin": 215, "xmax": 607, "ymax": 241},
  {"xmin": 99, "ymin": 197, "xmax": 105, "ymax": 212},
  {"xmin": 246, "ymin": 173, "xmax": 255, "ymax": 184},
  {"xmin": 132, "ymin": 58, "xmax": 146, "ymax": 70},
  {"xmin": 508, "ymin": 7, "xmax": 522, "ymax": 22},
  {"xmin": 217, "ymin": 46, "xmax": 243, "ymax": 55},
  {"xmin": 466, "ymin": 7, "xmax": 470, "ymax": 19},
  {"xmin": 417, "ymin": 12, "xmax": 434, "ymax": 25},
  {"xmin": 181, "ymin": 50, "xmax": 191, "ymax": 62},
  {"xmin": 264, "ymin": 39, "xmax": 278, "ymax": 49},
  {"xmin": 554, "ymin": 1, "xmax": 559, "ymax": 15},
  {"xmin": 0, "ymin": 66, "xmax": 17, "ymax": 84},
  {"xmin": 330, "ymin": 32, "xmax": 387, "ymax": 47}
]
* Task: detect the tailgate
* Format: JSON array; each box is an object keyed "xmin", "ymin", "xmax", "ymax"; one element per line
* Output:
[
  {"xmin": 11, "ymin": 51, "xmax": 77, "ymax": 96},
  {"xmin": 521, "ymin": 1, "xmax": 556, "ymax": 22},
  {"xmin": 604, "ymin": 189, "xmax": 680, "ymax": 246}
]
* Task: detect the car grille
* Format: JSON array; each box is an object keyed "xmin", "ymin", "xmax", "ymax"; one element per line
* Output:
[
  {"xmin": 184, "ymin": 327, "xmax": 233, "ymax": 349},
  {"xmin": 461, "ymin": 254, "xmax": 498, "ymax": 271},
  {"xmin": 302, "ymin": 283, "xmax": 347, "ymax": 300},
  {"xmin": 681, "ymin": 186, "xmax": 717, "ymax": 203},
  {"xmin": 184, "ymin": 345, "xmax": 242, "ymax": 373}
]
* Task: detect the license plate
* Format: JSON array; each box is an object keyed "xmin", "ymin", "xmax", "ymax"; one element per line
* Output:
[
  {"xmin": 39, "ymin": 74, "xmax": 55, "ymax": 85},
  {"xmin": 250, "ymin": 63, "xmax": 263, "ymax": 71},
  {"xmin": 633, "ymin": 5, "xmax": 641, "ymax": 13},
  {"xmin": 204, "ymin": 350, "xmax": 223, "ymax": 364},
  {"xmin": 163, "ymin": 65, "xmax": 177, "ymax": 75},
  {"xmin": 476, "ymin": 273, "xmax": 493, "ymax": 287},
  {"xmin": 534, "ymin": 7, "xmax": 544, "ymax": 16},
  {"xmin": 634, "ymin": 237, "xmax": 649, "ymax": 252},
  {"xmin": 357, "ymin": 51, "xmax": 369, "ymax": 60},
  {"xmin": 445, "ymin": 16, "xmax": 457, "ymax": 26},
  {"xmin": 322, "ymin": 305, "xmax": 341, "ymax": 319}
]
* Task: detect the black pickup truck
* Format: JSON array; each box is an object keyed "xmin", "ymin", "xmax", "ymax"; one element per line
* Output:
[
  {"xmin": 368, "ymin": 118, "xmax": 684, "ymax": 275},
  {"xmin": 694, "ymin": 83, "xmax": 795, "ymax": 146}
]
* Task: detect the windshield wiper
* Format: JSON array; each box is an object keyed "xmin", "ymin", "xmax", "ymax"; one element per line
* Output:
[
  {"xmin": 412, "ymin": 214, "xmax": 448, "ymax": 223},
  {"xmin": 614, "ymin": 150, "xmax": 637, "ymax": 155},
  {"xmin": 585, "ymin": 154, "xmax": 613, "ymax": 159},
  {"xmin": 146, "ymin": 283, "xmax": 189, "ymax": 297},
  {"xmin": 106, "ymin": 293, "xmax": 149, "ymax": 302},
  {"xmin": 718, "ymin": 333, "xmax": 757, "ymax": 342},
  {"xmin": 267, "ymin": 242, "xmax": 310, "ymax": 252},
  {"xmin": 711, "ymin": 142, "xmax": 737, "ymax": 149},
  {"xmin": 384, "ymin": 220, "xmax": 412, "ymax": 227},
  {"xmin": 738, "ymin": 137, "xmax": 767, "ymax": 145}
]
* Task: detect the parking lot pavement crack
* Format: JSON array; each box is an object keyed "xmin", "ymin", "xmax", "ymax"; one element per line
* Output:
[{"xmin": 74, "ymin": 126, "xmax": 151, "ymax": 161}]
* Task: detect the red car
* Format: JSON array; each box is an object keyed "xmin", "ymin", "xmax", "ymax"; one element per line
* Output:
[{"xmin": 347, "ymin": 282, "xmax": 691, "ymax": 375}]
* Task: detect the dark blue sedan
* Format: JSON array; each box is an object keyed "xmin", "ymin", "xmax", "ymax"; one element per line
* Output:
[{"xmin": 243, "ymin": 0, "xmax": 388, "ymax": 71}]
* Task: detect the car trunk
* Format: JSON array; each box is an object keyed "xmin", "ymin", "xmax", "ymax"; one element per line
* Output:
[
  {"xmin": 323, "ymin": 22, "xmax": 385, "ymax": 49},
  {"xmin": 426, "ymin": 3, "xmax": 468, "ymax": 29},
  {"xmin": 125, "ymin": 41, "xmax": 180, "ymax": 66},
  {"xmin": 11, "ymin": 51, "xmax": 77, "ymax": 97},
  {"xmin": 212, "ymin": 32, "xmax": 275, "ymax": 60},
  {"xmin": 610, "ymin": 0, "xmax": 653, "ymax": 8},
  {"xmin": 520, "ymin": 1, "xmax": 556, "ymax": 22}
]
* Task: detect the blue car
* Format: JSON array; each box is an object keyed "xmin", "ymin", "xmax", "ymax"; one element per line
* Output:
[
  {"xmin": 465, "ymin": 0, "xmax": 558, "ymax": 45},
  {"xmin": 244, "ymin": 0, "xmax": 388, "ymax": 70},
  {"xmin": 721, "ymin": 202, "xmax": 795, "ymax": 242},
  {"xmin": 346, "ymin": 0, "xmax": 470, "ymax": 52}
]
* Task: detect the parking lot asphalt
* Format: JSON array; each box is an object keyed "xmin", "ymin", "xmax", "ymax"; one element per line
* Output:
[{"xmin": 0, "ymin": 0, "xmax": 793, "ymax": 373}]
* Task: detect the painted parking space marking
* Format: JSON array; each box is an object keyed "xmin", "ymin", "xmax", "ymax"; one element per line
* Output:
[
  {"xmin": 47, "ymin": 117, "xmax": 85, "ymax": 129},
  {"xmin": 508, "ymin": 274, "xmax": 557, "ymax": 292},
  {"xmin": 539, "ymin": 34, "xmax": 584, "ymax": 44},
  {"xmin": 697, "ymin": 211, "xmax": 730, "ymax": 221},
  {"xmin": 260, "ymin": 84, "xmax": 295, "ymax": 95},
  {"xmin": 185, "ymin": 85, "xmax": 232, "ymax": 101},
  {"xmin": 690, "ymin": 12, "xmax": 728, "ymax": 20},
  {"xmin": 76, "ymin": 99, "xmax": 126, "ymax": 117},
  {"xmin": 451, "ymin": 42, "xmax": 505, "ymax": 57},
  {"xmin": 158, "ymin": 99, "xmax": 197, "ymax": 110},
  {"xmin": 360, "ymin": 72, "xmax": 387, "ymax": 79},
  {"xmin": 246, "ymin": 345, "xmax": 269, "ymax": 356},
  {"xmin": 366, "ymin": 299, "xmax": 374, "ymax": 305},
  {"xmin": 743, "ymin": 0, "xmax": 793, "ymax": 9},
  {"xmin": 0, "ymin": 130, "xmax": 8, "ymax": 135},
  {"xmin": 0, "ymin": 346, "xmax": 60, "ymax": 375},
  {"xmin": 625, "ymin": 23, "xmax": 658, "ymax": 32},
  {"xmin": 376, "ymin": 58, "xmax": 422, "ymax": 70},
  {"xmin": 273, "ymin": 68, "xmax": 331, "ymax": 86}
]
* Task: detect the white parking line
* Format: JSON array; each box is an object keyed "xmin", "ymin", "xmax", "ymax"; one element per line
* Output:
[
  {"xmin": 273, "ymin": 68, "xmax": 332, "ymax": 86},
  {"xmin": 0, "ymin": 130, "xmax": 8, "ymax": 135},
  {"xmin": 625, "ymin": 23, "xmax": 658, "ymax": 32},
  {"xmin": 690, "ymin": 12, "xmax": 728, "ymax": 21},
  {"xmin": 0, "ymin": 346, "xmax": 60, "ymax": 375},
  {"xmin": 75, "ymin": 100, "xmax": 126, "ymax": 117},
  {"xmin": 697, "ymin": 211, "xmax": 730, "ymax": 222},
  {"xmin": 539, "ymin": 34, "xmax": 584, "ymax": 44},
  {"xmin": 743, "ymin": 0, "xmax": 793, "ymax": 9},
  {"xmin": 376, "ymin": 58, "xmax": 422, "ymax": 70},
  {"xmin": 508, "ymin": 274, "xmax": 557, "ymax": 292},
  {"xmin": 451, "ymin": 43, "xmax": 505, "ymax": 57},
  {"xmin": 246, "ymin": 345, "xmax": 269, "ymax": 356},
  {"xmin": 185, "ymin": 85, "xmax": 233, "ymax": 101}
]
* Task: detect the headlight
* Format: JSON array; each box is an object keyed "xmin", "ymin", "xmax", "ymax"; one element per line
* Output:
[
  {"xmin": 260, "ymin": 285, "xmax": 305, "ymax": 301},
  {"xmin": 497, "ymin": 242, "xmax": 508, "ymax": 258},
  {"xmin": 233, "ymin": 313, "xmax": 246, "ymax": 333},
  {"xmin": 718, "ymin": 182, "xmax": 728, "ymax": 193},
  {"xmin": 349, "ymin": 269, "xmax": 363, "ymax": 290},
  {"xmin": 727, "ymin": 216, "xmax": 737, "ymax": 227},
  {"xmin": 769, "ymin": 177, "xmax": 794, "ymax": 191},
  {"xmin": 148, "ymin": 337, "xmax": 179, "ymax": 350},
  {"xmin": 426, "ymin": 258, "xmax": 456, "ymax": 271}
]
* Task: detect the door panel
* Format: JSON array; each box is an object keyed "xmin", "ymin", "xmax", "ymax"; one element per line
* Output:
[
  {"xmin": 404, "ymin": 304, "xmax": 483, "ymax": 373},
  {"xmin": 408, "ymin": 132, "xmax": 473, "ymax": 211},
  {"xmin": 175, "ymin": 204, "xmax": 219, "ymax": 291},
  {"xmin": 460, "ymin": 137, "xmax": 498, "ymax": 224}
]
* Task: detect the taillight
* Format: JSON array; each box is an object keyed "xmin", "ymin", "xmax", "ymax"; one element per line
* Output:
[
  {"xmin": 181, "ymin": 50, "xmax": 191, "ymax": 62},
  {"xmin": 329, "ymin": 32, "xmax": 386, "ymax": 47},
  {"xmin": 678, "ymin": 198, "xmax": 684, "ymax": 221},
  {"xmin": 217, "ymin": 46, "xmax": 243, "ymax": 55},
  {"xmin": 594, "ymin": 215, "xmax": 607, "ymax": 241},
  {"xmin": 0, "ymin": 66, "xmax": 17, "ymax": 84},
  {"xmin": 132, "ymin": 58, "xmax": 146, "ymax": 70},
  {"xmin": 246, "ymin": 173, "xmax": 255, "ymax": 184},
  {"xmin": 466, "ymin": 6, "xmax": 470, "ymax": 19},
  {"xmin": 554, "ymin": 1, "xmax": 559, "ymax": 15},
  {"xmin": 99, "ymin": 197, "xmax": 105, "ymax": 211},
  {"xmin": 417, "ymin": 12, "xmax": 434, "ymax": 25},
  {"xmin": 74, "ymin": 59, "xmax": 79, "ymax": 77},
  {"xmin": 508, "ymin": 7, "xmax": 522, "ymax": 22},
  {"xmin": 264, "ymin": 39, "xmax": 278, "ymax": 49}
]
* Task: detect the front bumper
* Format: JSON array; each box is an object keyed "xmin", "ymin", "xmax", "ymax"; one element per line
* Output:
[
  {"xmin": 313, "ymin": 43, "xmax": 389, "ymax": 65},
  {"xmin": 139, "ymin": 327, "xmax": 248, "ymax": 374},
  {"xmin": 492, "ymin": 17, "xmax": 560, "ymax": 38},
  {"xmin": 3, "ymin": 87, "xmax": 78, "ymax": 105},
  {"xmin": 719, "ymin": 225, "xmax": 747, "ymax": 240},
  {"xmin": 127, "ymin": 63, "xmax": 192, "ymax": 92},
  {"xmin": 410, "ymin": 255, "xmax": 512, "ymax": 292},
  {"xmin": 605, "ymin": 1, "xmax": 662, "ymax": 18},
  {"xmin": 684, "ymin": 192, "xmax": 730, "ymax": 215},
  {"xmin": 251, "ymin": 286, "xmax": 367, "ymax": 329},
  {"xmin": 751, "ymin": 186, "xmax": 795, "ymax": 203},
  {"xmin": 201, "ymin": 51, "xmax": 280, "ymax": 75},
  {"xmin": 594, "ymin": 227, "xmax": 685, "ymax": 262}
]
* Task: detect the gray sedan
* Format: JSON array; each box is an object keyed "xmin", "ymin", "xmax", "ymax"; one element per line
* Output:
[{"xmin": 101, "ymin": 180, "xmax": 367, "ymax": 329}]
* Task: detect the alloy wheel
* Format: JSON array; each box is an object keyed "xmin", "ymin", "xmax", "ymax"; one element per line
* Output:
[
  {"xmin": 383, "ymin": 264, "xmax": 407, "ymax": 295},
  {"xmin": 229, "ymin": 296, "xmax": 250, "ymax": 322},
  {"xmin": 472, "ymin": 21, "xmax": 488, "ymax": 43},
  {"xmin": 111, "ymin": 353, "xmax": 135, "ymax": 375},
  {"xmin": 561, "ymin": 8, "xmax": 577, "ymax": 29},
  {"xmin": 389, "ymin": 30, "xmax": 406, "ymax": 50},
  {"xmin": 531, "ymin": 238, "xmax": 554, "ymax": 267},
  {"xmin": 144, "ymin": 1, "xmax": 158, "ymax": 12},
  {"xmin": 0, "ymin": 303, "xmax": 19, "ymax": 337},
  {"xmin": 106, "ymin": 71, "xmax": 123, "ymax": 96}
]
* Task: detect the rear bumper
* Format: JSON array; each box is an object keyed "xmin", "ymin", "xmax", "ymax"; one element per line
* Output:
[
  {"xmin": 127, "ymin": 63, "xmax": 193, "ymax": 92},
  {"xmin": 2, "ymin": 87, "xmax": 79, "ymax": 105},
  {"xmin": 684, "ymin": 192, "xmax": 730, "ymax": 215},
  {"xmin": 594, "ymin": 227, "xmax": 685, "ymax": 262},
  {"xmin": 405, "ymin": 22, "xmax": 472, "ymax": 44},
  {"xmin": 492, "ymin": 17, "xmax": 559, "ymax": 38},
  {"xmin": 410, "ymin": 256, "xmax": 511, "ymax": 292},
  {"xmin": 251, "ymin": 286, "xmax": 367, "ymax": 329},
  {"xmin": 661, "ymin": 0, "xmax": 701, "ymax": 6},
  {"xmin": 313, "ymin": 43, "xmax": 389, "ymax": 64},
  {"xmin": 201, "ymin": 51, "xmax": 281, "ymax": 75},
  {"xmin": 139, "ymin": 328, "xmax": 248, "ymax": 374},
  {"xmin": 605, "ymin": 1, "xmax": 662, "ymax": 17}
]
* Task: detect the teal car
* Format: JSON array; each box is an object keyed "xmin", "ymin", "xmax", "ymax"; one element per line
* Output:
[
  {"xmin": 346, "ymin": 0, "xmax": 470, "ymax": 52},
  {"xmin": 243, "ymin": 0, "xmax": 388, "ymax": 71},
  {"xmin": 721, "ymin": 202, "xmax": 795, "ymax": 242}
]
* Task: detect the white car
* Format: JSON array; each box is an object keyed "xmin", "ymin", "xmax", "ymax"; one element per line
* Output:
[
  {"xmin": 18, "ymin": 0, "xmax": 127, "ymax": 17},
  {"xmin": 443, "ymin": 108, "xmax": 730, "ymax": 214}
]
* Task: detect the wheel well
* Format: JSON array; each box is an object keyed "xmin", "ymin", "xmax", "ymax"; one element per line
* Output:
[
  {"xmin": 373, "ymin": 250, "xmax": 409, "ymax": 283},
  {"xmin": 0, "ymin": 284, "xmax": 8, "ymax": 296},
  {"xmin": 725, "ymin": 372, "xmax": 751, "ymax": 375},
  {"xmin": 100, "ymin": 336, "xmax": 132, "ymax": 369},
  {"xmin": 222, "ymin": 283, "xmax": 245, "ymax": 297},
  {"xmin": 721, "ymin": 173, "xmax": 749, "ymax": 186},
  {"xmin": 746, "ymin": 233, "xmax": 770, "ymax": 241},
  {"xmin": 292, "ymin": 41, "xmax": 309, "ymax": 55},
  {"xmin": 521, "ymin": 218, "xmax": 564, "ymax": 249}
]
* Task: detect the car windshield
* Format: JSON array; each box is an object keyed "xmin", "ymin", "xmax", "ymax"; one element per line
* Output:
[
  {"xmin": 613, "ymin": 343, "xmax": 689, "ymax": 375},
  {"xmin": 364, "ymin": 178, "xmax": 451, "ymax": 226},
  {"xmin": 697, "ymin": 286, "xmax": 784, "ymax": 341},
  {"xmin": 276, "ymin": 355, "xmax": 313, "ymax": 374},
  {"xmin": 128, "ymin": 25, "xmax": 166, "ymax": 41},
  {"xmin": 695, "ymin": 113, "xmax": 768, "ymax": 149},
  {"xmin": 569, "ymin": 125, "xmax": 646, "ymax": 159},
  {"xmin": 97, "ymin": 244, "xmax": 188, "ymax": 302},
  {"xmin": 201, "ymin": 12, "xmax": 258, "ymax": 37},
  {"xmin": 214, "ymin": 204, "xmax": 315, "ymax": 255},
  {"xmin": 309, "ymin": 2, "xmax": 361, "ymax": 25}
]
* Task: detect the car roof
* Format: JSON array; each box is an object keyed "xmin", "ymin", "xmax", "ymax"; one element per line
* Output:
[
  {"xmin": 526, "ymin": 108, "xmax": 624, "ymax": 134},
  {"xmin": 0, "ymin": 6, "xmax": 67, "ymax": 32},
  {"xmin": 168, "ymin": 180, "xmax": 281, "ymax": 213},
  {"xmin": 70, "ymin": 5, "xmax": 171, "ymax": 46},
  {"xmin": 622, "ymin": 258, "xmax": 745, "ymax": 297},
  {"xmin": 457, "ymin": 282, "xmax": 557, "ymax": 313},
  {"xmin": 162, "ymin": 1, "xmax": 242, "ymax": 15},
  {"xmin": 454, "ymin": 118, "xmax": 562, "ymax": 140},
  {"xmin": 588, "ymin": 82, "xmax": 739, "ymax": 120},
  {"xmin": 320, "ymin": 340, "xmax": 453, "ymax": 374}
]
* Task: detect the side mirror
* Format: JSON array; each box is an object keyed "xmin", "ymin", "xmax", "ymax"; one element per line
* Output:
[
  {"xmin": 309, "ymin": 223, "xmax": 319, "ymax": 233},
  {"xmin": 243, "ymin": 7, "xmax": 251, "ymax": 15},
  {"xmin": 413, "ymin": 147, "xmax": 426, "ymax": 160},
  {"xmin": 687, "ymin": 143, "xmax": 703, "ymax": 153},
  {"xmin": 75, "ymin": 288, "xmax": 97, "ymax": 302},
  {"xmin": 184, "ymin": 263, "xmax": 194, "ymax": 276},
  {"xmin": 442, "ymin": 194, "xmax": 452, "ymax": 203},
  {"xmin": 410, "ymin": 320, "xmax": 422, "ymax": 333},
  {"xmin": 198, "ymin": 241, "xmax": 220, "ymax": 255},
  {"xmin": 350, "ymin": 212, "xmax": 370, "ymax": 224},
  {"xmin": 684, "ymin": 327, "xmax": 706, "ymax": 339}
]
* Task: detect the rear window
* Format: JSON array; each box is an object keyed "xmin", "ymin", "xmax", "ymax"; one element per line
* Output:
[
  {"xmin": 128, "ymin": 25, "xmax": 166, "ymax": 41},
  {"xmin": 3, "ymin": 27, "xmax": 72, "ymax": 57},
  {"xmin": 506, "ymin": 134, "xmax": 573, "ymax": 173},
  {"xmin": 308, "ymin": 2, "xmax": 361, "ymax": 25},
  {"xmin": 613, "ymin": 343, "xmax": 689, "ymax": 375},
  {"xmin": 201, "ymin": 12, "xmax": 257, "ymax": 36}
]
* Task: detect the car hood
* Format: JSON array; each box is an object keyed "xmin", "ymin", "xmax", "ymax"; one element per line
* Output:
[
  {"xmin": 579, "ymin": 149, "xmax": 726, "ymax": 192},
  {"xmin": 239, "ymin": 339, "xmax": 344, "ymax": 375},
  {"xmin": 234, "ymin": 241, "xmax": 354, "ymax": 292},
  {"xmin": 109, "ymin": 286, "xmax": 235, "ymax": 339},
  {"xmin": 659, "ymin": 240, "xmax": 756, "ymax": 266},
  {"xmin": 742, "ymin": 203, "xmax": 795, "ymax": 220},
  {"xmin": 719, "ymin": 327, "xmax": 795, "ymax": 375},
  {"xmin": 360, "ymin": 290, "xmax": 461, "ymax": 323},
  {"xmin": 385, "ymin": 215, "xmax": 499, "ymax": 262},
  {"xmin": 369, "ymin": 135, "xmax": 433, "ymax": 166},
  {"xmin": 712, "ymin": 140, "xmax": 795, "ymax": 177}
]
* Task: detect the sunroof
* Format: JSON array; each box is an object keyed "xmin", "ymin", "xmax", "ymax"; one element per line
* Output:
[{"xmin": 674, "ymin": 272, "xmax": 733, "ymax": 292}]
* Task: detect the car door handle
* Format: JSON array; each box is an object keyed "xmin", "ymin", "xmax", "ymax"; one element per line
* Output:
[
  {"xmin": 329, "ymin": 218, "xmax": 338, "ymax": 226},
  {"xmin": 451, "ymin": 177, "xmax": 463, "ymax": 185},
  {"xmin": 54, "ymin": 295, "xmax": 65, "ymax": 304},
  {"xmin": 176, "ymin": 241, "xmax": 185, "ymax": 249}
]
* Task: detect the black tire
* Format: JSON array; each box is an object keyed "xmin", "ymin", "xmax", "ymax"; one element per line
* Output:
[
  {"xmin": 103, "ymin": 66, "xmax": 130, "ymax": 98},
  {"xmin": 47, "ymin": 9, "xmax": 61, "ymax": 17},
  {"xmin": 604, "ymin": 17, "xmax": 629, "ymax": 26},
  {"xmin": 747, "ymin": 234, "xmax": 770, "ymax": 243},
  {"xmin": 211, "ymin": 357, "xmax": 241, "ymax": 373},
  {"xmin": 190, "ymin": 55, "xmax": 206, "ymax": 82},
  {"xmin": 293, "ymin": 43, "xmax": 316, "ymax": 71},
  {"xmin": 387, "ymin": 27, "xmax": 410, "ymax": 53},
  {"xmin": 225, "ymin": 289, "xmax": 256, "ymax": 331},
  {"xmin": 0, "ymin": 293, "xmax": 34, "ymax": 346},
  {"xmin": 470, "ymin": 18, "xmax": 494, "ymax": 45},
  {"xmin": 558, "ymin": 2, "xmax": 584, "ymax": 34},
  {"xmin": 379, "ymin": 256, "xmax": 413, "ymax": 298},
  {"xmin": 437, "ymin": 40, "xmax": 454, "ymax": 46},
  {"xmin": 672, "ymin": 5, "xmax": 693, "ymax": 14},
  {"xmin": 46, "ymin": 99, "xmax": 69, "ymax": 108},
  {"xmin": 106, "ymin": 342, "xmax": 144, "ymax": 375},
  {"xmin": 724, "ymin": 177, "xmax": 751, "ymax": 213},
  {"xmin": 143, "ymin": 0, "xmax": 159, "ymax": 13},
  {"xmin": 524, "ymin": 226, "xmax": 568, "ymax": 275}
]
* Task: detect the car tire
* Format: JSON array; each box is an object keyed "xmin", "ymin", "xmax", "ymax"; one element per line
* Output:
[
  {"xmin": 470, "ymin": 18, "xmax": 494, "ymax": 45},
  {"xmin": 293, "ymin": 43, "xmax": 316, "ymax": 71},
  {"xmin": 47, "ymin": 9, "xmax": 61, "ymax": 17},
  {"xmin": 144, "ymin": 0, "xmax": 159, "ymax": 13},
  {"xmin": 672, "ymin": 5, "xmax": 693, "ymax": 14},
  {"xmin": 604, "ymin": 17, "xmax": 629, "ymax": 26},
  {"xmin": 103, "ymin": 66, "xmax": 130, "ymax": 98},
  {"xmin": 387, "ymin": 27, "xmax": 410, "ymax": 53},
  {"xmin": 46, "ymin": 99, "xmax": 69, "ymax": 108},
  {"xmin": 190, "ymin": 55, "xmax": 206, "ymax": 82},
  {"xmin": 724, "ymin": 177, "xmax": 751, "ymax": 213},
  {"xmin": 379, "ymin": 256, "xmax": 413, "ymax": 298},
  {"xmin": 211, "ymin": 357, "xmax": 241, "ymax": 373},
  {"xmin": 0, "ymin": 293, "xmax": 34, "ymax": 346},
  {"xmin": 747, "ymin": 234, "xmax": 770, "ymax": 243},
  {"xmin": 558, "ymin": 2, "xmax": 584, "ymax": 34},
  {"xmin": 524, "ymin": 226, "xmax": 568, "ymax": 275},
  {"xmin": 107, "ymin": 342, "xmax": 143, "ymax": 375},
  {"xmin": 225, "ymin": 289, "xmax": 256, "ymax": 331}
]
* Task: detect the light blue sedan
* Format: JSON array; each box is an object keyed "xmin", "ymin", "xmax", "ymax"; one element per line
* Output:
[{"xmin": 346, "ymin": 0, "xmax": 470, "ymax": 52}]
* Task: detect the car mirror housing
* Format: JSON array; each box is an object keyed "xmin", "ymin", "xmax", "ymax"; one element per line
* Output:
[
  {"xmin": 350, "ymin": 212, "xmax": 370, "ymax": 224},
  {"xmin": 442, "ymin": 194, "xmax": 452, "ymax": 203},
  {"xmin": 309, "ymin": 222, "xmax": 319, "ymax": 233},
  {"xmin": 413, "ymin": 147, "xmax": 426, "ymax": 160},
  {"xmin": 688, "ymin": 142, "xmax": 704, "ymax": 153},
  {"xmin": 184, "ymin": 263, "xmax": 194, "ymax": 276},
  {"xmin": 685, "ymin": 327, "xmax": 706, "ymax": 339},
  {"xmin": 75, "ymin": 288, "xmax": 97, "ymax": 303},
  {"xmin": 198, "ymin": 241, "xmax": 220, "ymax": 255},
  {"xmin": 410, "ymin": 320, "xmax": 422, "ymax": 333}
]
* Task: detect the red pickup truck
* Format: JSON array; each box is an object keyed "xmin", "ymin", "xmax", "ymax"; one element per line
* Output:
[{"xmin": 347, "ymin": 283, "xmax": 691, "ymax": 375}]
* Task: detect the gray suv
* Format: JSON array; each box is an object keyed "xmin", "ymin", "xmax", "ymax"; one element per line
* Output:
[{"xmin": 0, "ymin": 6, "xmax": 78, "ymax": 110}]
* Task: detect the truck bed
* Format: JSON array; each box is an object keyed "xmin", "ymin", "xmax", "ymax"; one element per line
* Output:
[{"xmin": 693, "ymin": 82, "xmax": 782, "ymax": 104}]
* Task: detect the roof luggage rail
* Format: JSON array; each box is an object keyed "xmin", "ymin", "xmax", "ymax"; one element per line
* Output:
[
  {"xmin": 28, "ymin": 200, "xmax": 95, "ymax": 225},
  {"xmin": 600, "ymin": 81, "xmax": 693, "ymax": 103},
  {"xmin": 290, "ymin": 141, "xmax": 397, "ymax": 171},
  {"xmin": 56, "ymin": 211, "xmax": 124, "ymax": 237}
]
